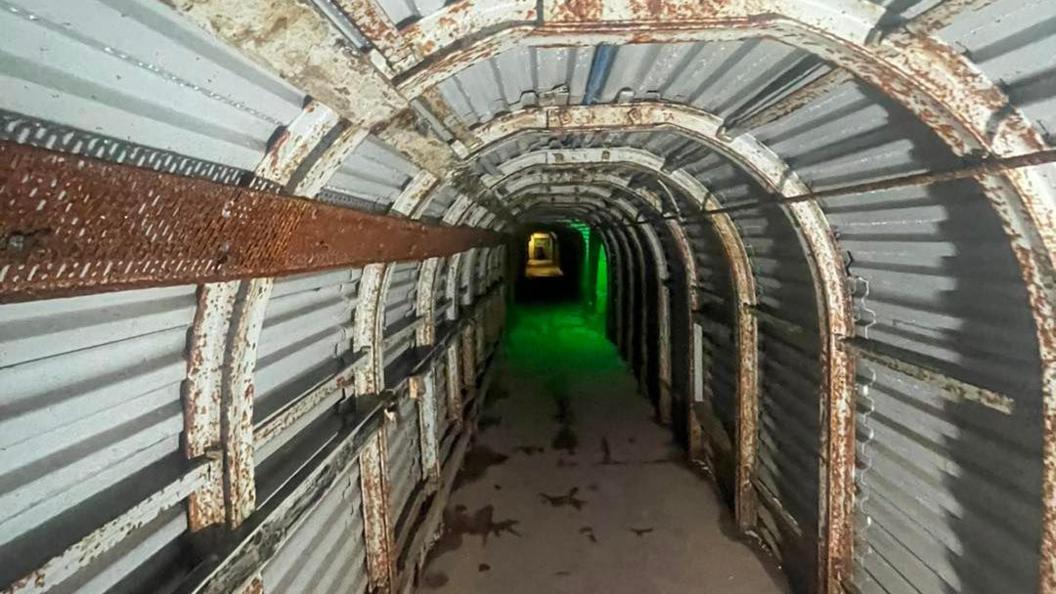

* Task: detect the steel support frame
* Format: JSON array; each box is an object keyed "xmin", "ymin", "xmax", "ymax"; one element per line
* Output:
[
  {"xmin": 359, "ymin": 429, "xmax": 396, "ymax": 592},
  {"xmin": 512, "ymin": 192, "xmax": 648, "ymax": 367},
  {"xmin": 477, "ymin": 143, "xmax": 764, "ymax": 531},
  {"xmin": 467, "ymin": 103, "xmax": 853, "ymax": 586},
  {"xmin": 501, "ymin": 177, "xmax": 678, "ymax": 415},
  {"xmin": 77, "ymin": 0, "xmax": 1056, "ymax": 588},
  {"xmin": 338, "ymin": 7, "xmax": 1056, "ymax": 583},
  {"xmin": 182, "ymin": 101, "xmax": 349, "ymax": 532}
]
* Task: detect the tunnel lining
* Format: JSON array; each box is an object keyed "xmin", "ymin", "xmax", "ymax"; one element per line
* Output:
[{"xmin": 1, "ymin": 2, "xmax": 1054, "ymax": 593}]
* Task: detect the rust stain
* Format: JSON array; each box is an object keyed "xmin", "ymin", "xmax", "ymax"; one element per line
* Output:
[
  {"xmin": 360, "ymin": 433, "xmax": 396, "ymax": 591},
  {"xmin": 548, "ymin": 0, "xmax": 603, "ymax": 22},
  {"xmin": 539, "ymin": 487, "xmax": 587, "ymax": 510},
  {"xmin": 0, "ymin": 143, "xmax": 503, "ymax": 303}
]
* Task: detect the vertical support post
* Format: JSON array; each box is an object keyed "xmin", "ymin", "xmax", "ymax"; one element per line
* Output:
[
  {"xmin": 445, "ymin": 253, "xmax": 463, "ymax": 321},
  {"xmin": 183, "ymin": 283, "xmax": 238, "ymax": 531},
  {"xmin": 474, "ymin": 307, "xmax": 486, "ymax": 368},
  {"xmin": 446, "ymin": 343, "xmax": 463, "ymax": 429},
  {"xmin": 658, "ymin": 282, "xmax": 673, "ymax": 425},
  {"xmin": 823, "ymin": 340, "xmax": 857, "ymax": 593},
  {"xmin": 460, "ymin": 324, "xmax": 477, "ymax": 404},
  {"xmin": 221, "ymin": 278, "xmax": 274, "ymax": 528},
  {"xmin": 412, "ymin": 369, "xmax": 440, "ymax": 481},
  {"xmin": 688, "ymin": 321, "xmax": 706, "ymax": 459},
  {"xmin": 355, "ymin": 263, "xmax": 392, "ymax": 395},
  {"xmin": 360, "ymin": 429, "xmax": 395, "ymax": 592},
  {"xmin": 415, "ymin": 257, "xmax": 440, "ymax": 347},
  {"xmin": 735, "ymin": 306, "xmax": 759, "ymax": 532}
]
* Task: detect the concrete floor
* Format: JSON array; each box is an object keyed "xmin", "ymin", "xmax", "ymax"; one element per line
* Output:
[{"xmin": 416, "ymin": 304, "xmax": 789, "ymax": 594}]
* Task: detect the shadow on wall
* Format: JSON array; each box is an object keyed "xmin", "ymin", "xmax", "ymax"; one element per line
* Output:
[{"xmin": 832, "ymin": 86, "xmax": 1044, "ymax": 593}]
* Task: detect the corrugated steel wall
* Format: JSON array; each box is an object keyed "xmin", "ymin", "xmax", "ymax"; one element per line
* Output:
[
  {"xmin": 0, "ymin": 2, "xmax": 505, "ymax": 593},
  {"xmin": 318, "ymin": 135, "xmax": 420, "ymax": 213},
  {"xmin": 0, "ymin": 287, "xmax": 196, "ymax": 590},
  {"xmin": 382, "ymin": 262, "xmax": 421, "ymax": 384},
  {"xmin": 0, "ymin": 1, "xmax": 306, "ymax": 589},
  {"xmin": 2, "ymin": 1, "xmax": 1054, "ymax": 593},
  {"xmin": 255, "ymin": 270, "xmax": 361, "ymax": 429},
  {"xmin": 262, "ymin": 464, "xmax": 369, "ymax": 594}
]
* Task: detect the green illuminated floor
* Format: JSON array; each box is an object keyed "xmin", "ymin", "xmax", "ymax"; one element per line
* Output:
[{"xmin": 415, "ymin": 301, "xmax": 787, "ymax": 594}]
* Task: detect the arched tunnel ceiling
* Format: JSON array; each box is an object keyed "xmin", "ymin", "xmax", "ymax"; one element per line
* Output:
[{"xmin": 1, "ymin": 1, "xmax": 1055, "ymax": 593}]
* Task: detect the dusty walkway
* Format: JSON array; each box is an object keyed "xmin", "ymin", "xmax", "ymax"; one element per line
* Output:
[{"xmin": 416, "ymin": 304, "xmax": 788, "ymax": 594}]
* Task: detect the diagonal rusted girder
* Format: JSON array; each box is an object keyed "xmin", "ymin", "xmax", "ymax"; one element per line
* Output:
[{"xmin": 0, "ymin": 142, "xmax": 503, "ymax": 303}]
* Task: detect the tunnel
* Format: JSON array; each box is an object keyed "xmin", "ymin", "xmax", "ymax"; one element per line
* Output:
[{"xmin": 0, "ymin": 1, "xmax": 1055, "ymax": 593}]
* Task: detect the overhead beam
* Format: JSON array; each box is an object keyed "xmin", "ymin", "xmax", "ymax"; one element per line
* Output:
[{"xmin": 0, "ymin": 142, "xmax": 503, "ymax": 303}]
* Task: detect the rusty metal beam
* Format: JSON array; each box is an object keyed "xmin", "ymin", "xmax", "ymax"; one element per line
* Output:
[{"xmin": 0, "ymin": 142, "xmax": 503, "ymax": 303}]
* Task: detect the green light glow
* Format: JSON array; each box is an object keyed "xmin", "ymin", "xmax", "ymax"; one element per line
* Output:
[
  {"xmin": 505, "ymin": 302, "xmax": 622, "ymax": 374},
  {"xmin": 595, "ymin": 244, "xmax": 608, "ymax": 314}
]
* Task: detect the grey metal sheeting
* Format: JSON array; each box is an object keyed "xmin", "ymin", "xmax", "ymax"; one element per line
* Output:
[
  {"xmin": 262, "ymin": 463, "xmax": 370, "ymax": 594},
  {"xmin": 0, "ymin": 0, "xmax": 303, "ymax": 170},
  {"xmin": 255, "ymin": 269, "xmax": 361, "ymax": 427},
  {"xmin": 386, "ymin": 394, "xmax": 422, "ymax": 522},
  {"xmin": 321, "ymin": 135, "xmax": 420, "ymax": 212},
  {"xmin": 1, "ymin": 0, "xmax": 1055, "ymax": 593},
  {"xmin": 0, "ymin": 286, "xmax": 196, "ymax": 589}
]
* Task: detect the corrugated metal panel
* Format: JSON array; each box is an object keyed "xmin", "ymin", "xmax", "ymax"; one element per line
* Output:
[
  {"xmin": 686, "ymin": 220, "xmax": 738, "ymax": 443},
  {"xmin": 752, "ymin": 77, "xmax": 1044, "ymax": 592},
  {"xmin": 853, "ymin": 359, "xmax": 1042, "ymax": 594},
  {"xmin": 1, "ymin": 0, "xmax": 304, "ymax": 170},
  {"xmin": 753, "ymin": 81, "xmax": 960, "ymax": 190},
  {"xmin": 939, "ymin": 0, "xmax": 1056, "ymax": 142},
  {"xmin": 383, "ymin": 262, "xmax": 420, "ymax": 382},
  {"xmin": 387, "ymin": 395, "xmax": 422, "ymax": 524},
  {"xmin": 0, "ymin": 286, "xmax": 196, "ymax": 588},
  {"xmin": 254, "ymin": 269, "xmax": 361, "ymax": 431},
  {"xmin": 0, "ymin": 110, "xmax": 259, "ymax": 188},
  {"xmin": 437, "ymin": 40, "xmax": 827, "ymax": 127},
  {"xmin": 262, "ymin": 463, "xmax": 370, "ymax": 594},
  {"xmin": 374, "ymin": 0, "xmax": 446, "ymax": 27},
  {"xmin": 321, "ymin": 134, "xmax": 419, "ymax": 212},
  {"xmin": 51, "ymin": 505, "xmax": 191, "ymax": 594},
  {"xmin": 420, "ymin": 183, "xmax": 460, "ymax": 222},
  {"xmin": 683, "ymin": 152, "xmax": 822, "ymax": 589},
  {"xmin": 823, "ymin": 178, "xmax": 1041, "ymax": 395},
  {"xmin": 434, "ymin": 257, "xmax": 451, "ymax": 325},
  {"xmin": 438, "ymin": 46, "xmax": 595, "ymax": 124}
]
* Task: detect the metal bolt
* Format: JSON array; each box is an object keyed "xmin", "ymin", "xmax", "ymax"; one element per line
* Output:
[{"xmin": 6, "ymin": 233, "xmax": 25, "ymax": 252}]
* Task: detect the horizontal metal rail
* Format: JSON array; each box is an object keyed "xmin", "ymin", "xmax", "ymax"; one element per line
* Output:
[
  {"xmin": 600, "ymin": 148, "xmax": 1056, "ymax": 227},
  {"xmin": 0, "ymin": 142, "xmax": 504, "ymax": 303}
]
